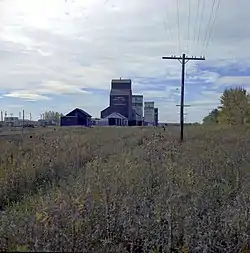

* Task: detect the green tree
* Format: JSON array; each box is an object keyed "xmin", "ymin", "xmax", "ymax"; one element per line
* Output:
[
  {"xmin": 43, "ymin": 111, "xmax": 63, "ymax": 125},
  {"xmin": 203, "ymin": 108, "xmax": 220, "ymax": 124},
  {"xmin": 220, "ymin": 87, "xmax": 250, "ymax": 125},
  {"xmin": 217, "ymin": 108, "xmax": 227, "ymax": 124}
]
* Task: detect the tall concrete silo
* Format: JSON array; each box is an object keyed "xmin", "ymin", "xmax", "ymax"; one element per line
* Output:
[
  {"xmin": 132, "ymin": 95, "xmax": 143, "ymax": 126},
  {"xmin": 144, "ymin": 102, "xmax": 155, "ymax": 126}
]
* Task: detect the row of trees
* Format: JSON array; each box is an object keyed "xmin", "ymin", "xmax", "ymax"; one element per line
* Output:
[
  {"xmin": 203, "ymin": 87, "xmax": 250, "ymax": 125},
  {"xmin": 42, "ymin": 111, "xmax": 63, "ymax": 125}
]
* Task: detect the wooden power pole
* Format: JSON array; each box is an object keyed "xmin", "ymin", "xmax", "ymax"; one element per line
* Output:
[
  {"xmin": 162, "ymin": 54, "xmax": 205, "ymax": 141},
  {"xmin": 22, "ymin": 109, "xmax": 24, "ymax": 134}
]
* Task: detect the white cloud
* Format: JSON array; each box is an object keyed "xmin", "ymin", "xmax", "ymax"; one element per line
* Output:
[
  {"xmin": 4, "ymin": 92, "xmax": 50, "ymax": 101},
  {"xmin": 142, "ymin": 86, "xmax": 180, "ymax": 99},
  {"xmin": 211, "ymin": 76, "xmax": 250, "ymax": 92},
  {"xmin": 0, "ymin": 0, "xmax": 249, "ymax": 122},
  {"xmin": 5, "ymin": 104, "xmax": 23, "ymax": 108},
  {"xmin": 36, "ymin": 81, "xmax": 90, "ymax": 95},
  {"xmin": 218, "ymin": 76, "xmax": 250, "ymax": 86}
]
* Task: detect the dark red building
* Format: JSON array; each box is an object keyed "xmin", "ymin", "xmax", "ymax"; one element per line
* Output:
[
  {"xmin": 101, "ymin": 79, "xmax": 134, "ymax": 122},
  {"xmin": 61, "ymin": 108, "xmax": 92, "ymax": 126}
]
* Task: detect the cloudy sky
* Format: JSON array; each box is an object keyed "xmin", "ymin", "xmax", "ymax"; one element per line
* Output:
[{"xmin": 0, "ymin": 0, "xmax": 249, "ymax": 123}]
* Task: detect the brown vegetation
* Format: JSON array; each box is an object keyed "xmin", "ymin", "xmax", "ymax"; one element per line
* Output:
[{"xmin": 0, "ymin": 126, "xmax": 250, "ymax": 252}]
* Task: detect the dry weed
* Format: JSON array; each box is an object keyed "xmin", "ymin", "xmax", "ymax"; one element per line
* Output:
[{"xmin": 0, "ymin": 126, "xmax": 250, "ymax": 252}]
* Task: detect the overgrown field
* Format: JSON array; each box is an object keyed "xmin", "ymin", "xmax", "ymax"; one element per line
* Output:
[{"xmin": 0, "ymin": 126, "xmax": 250, "ymax": 252}]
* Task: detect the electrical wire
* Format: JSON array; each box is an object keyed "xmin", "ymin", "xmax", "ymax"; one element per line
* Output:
[
  {"xmin": 201, "ymin": 0, "xmax": 217, "ymax": 55},
  {"xmin": 161, "ymin": 0, "xmax": 220, "ymax": 57},
  {"xmin": 193, "ymin": 0, "xmax": 201, "ymax": 51},
  {"xmin": 187, "ymin": 0, "xmax": 191, "ymax": 55},
  {"xmin": 203, "ymin": 0, "xmax": 221, "ymax": 54},
  {"xmin": 162, "ymin": 1, "xmax": 178, "ymax": 55},
  {"xmin": 162, "ymin": 9, "xmax": 173, "ymax": 53},
  {"xmin": 196, "ymin": 0, "xmax": 206, "ymax": 55},
  {"xmin": 177, "ymin": 0, "xmax": 181, "ymax": 54}
]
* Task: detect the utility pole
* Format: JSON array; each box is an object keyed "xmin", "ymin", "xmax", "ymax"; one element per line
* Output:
[
  {"xmin": 4, "ymin": 111, "xmax": 7, "ymax": 126},
  {"xmin": 176, "ymin": 105, "xmax": 190, "ymax": 127},
  {"xmin": 22, "ymin": 109, "xmax": 24, "ymax": 134},
  {"xmin": 162, "ymin": 54, "xmax": 205, "ymax": 141}
]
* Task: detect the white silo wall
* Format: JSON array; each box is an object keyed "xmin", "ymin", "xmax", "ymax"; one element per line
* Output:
[
  {"xmin": 144, "ymin": 102, "xmax": 154, "ymax": 108},
  {"xmin": 144, "ymin": 107, "xmax": 155, "ymax": 124},
  {"xmin": 144, "ymin": 102, "xmax": 155, "ymax": 124},
  {"xmin": 132, "ymin": 95, "xmax": 143, "ymax": 121}
]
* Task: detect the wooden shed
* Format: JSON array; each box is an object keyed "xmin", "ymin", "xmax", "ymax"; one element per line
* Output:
[
  {"xmin": 103, "ymin": 112, "xmax": 128, "ymax": 126},
  {"xmin": 60, "ymin": 108, "xmax": 92, "ymax": 126}
]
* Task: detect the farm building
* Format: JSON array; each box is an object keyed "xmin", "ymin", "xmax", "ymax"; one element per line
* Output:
[
  {"xmin": 95, "ymin": 112, "xmax": 128, "ymax": 126},
  {"xmin": 38, "ymin": 119, "xmax": 57, "ymax": 126},
  {"xmin": 95, "ymin": 118, "xmax": 109, "ymax": 126},
  {"xmin": 101, "ymin": 79, "xmax": 134, "ymax": 122},
  {"xmin": 105, "ymin": 112, "xmax": 128, "ymax": 126},
  {"xmin": 60, "ymin": 108, "xmax": 92, "ymax": 126},
  {"xmin": 4, "ymin": 116, "xmax": 19, "ymax": 127}
]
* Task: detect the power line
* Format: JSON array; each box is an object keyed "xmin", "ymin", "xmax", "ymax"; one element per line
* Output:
[
  {"xmin": 187, "ymin": 0, "xmax": 192, "ymax": 54},
  {"xmin": 162, "ymin": 54, "xmax": 205, "ymax": 141},
  {"xmin": 160, "ymin": 1, "xmax": 222, "ymax": 140},
  {"xmin": 203, "ymin": 0, "xmax": 221, "ymax": 54},
  {"xmin": 193, "ymin": 0, "xmax": 201, "ymax": 50},
  {"xmin": 201, "ymin": 0, "xmax": 217, "ymax": 55},
  {"xmin": 162, "ymin": 8, "xmax": 173, "ymax": 51},
  {"xmin": 177, "ymin": 0, "xmax": 181, "ymax": 54},
  {"xmin": 162, "ymin": 0, "xmax": 220, "ymax": 56},
  {"xmin": 197, "ymin": 0, "xmax": 206, "ymax": 53}
]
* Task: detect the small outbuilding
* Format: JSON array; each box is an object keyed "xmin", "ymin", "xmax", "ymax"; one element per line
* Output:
[
  {"xmin": 60, "ymin": 108, "xmax": 92, "ymax": 127},
  {"xmin": 103, "ymin": 112, "xmax": 128, "ymax": 126}
]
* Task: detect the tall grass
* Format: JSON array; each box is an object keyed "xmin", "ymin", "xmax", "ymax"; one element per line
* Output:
[{"xmin": 0, "ymin": 126, "xmax": 250, "ymax": 252}]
